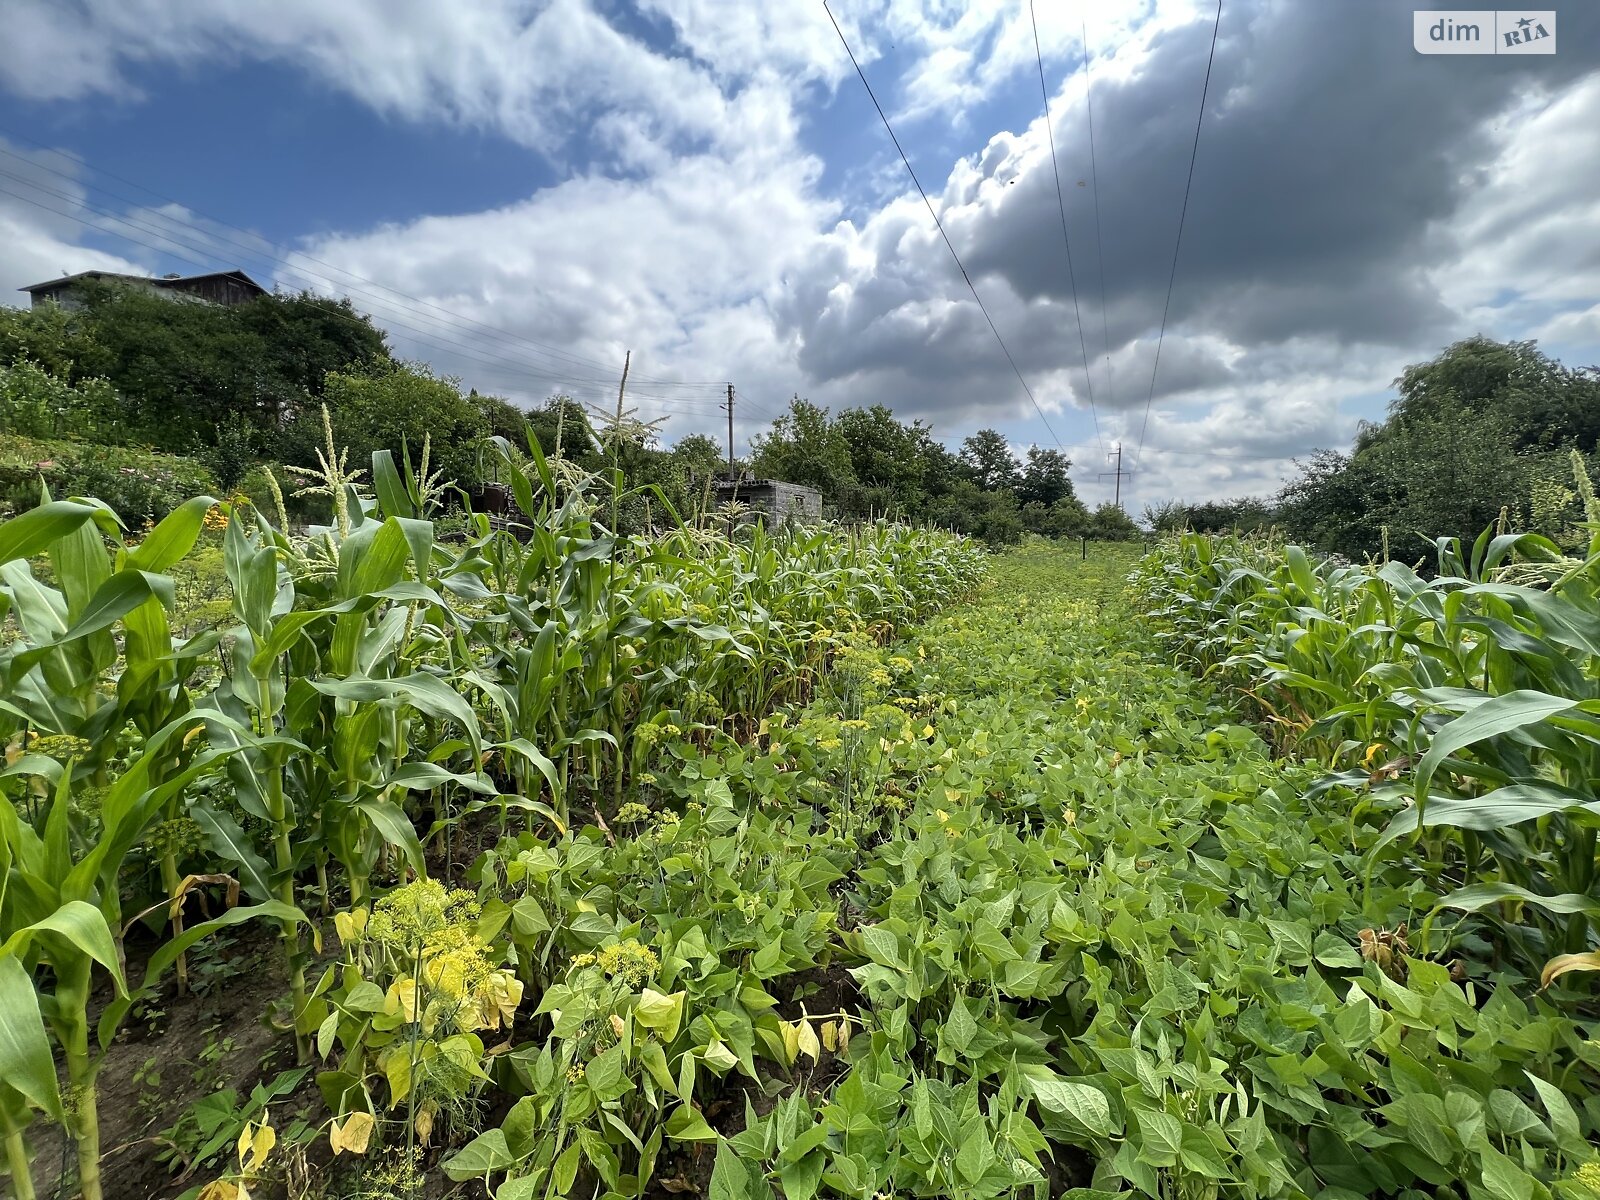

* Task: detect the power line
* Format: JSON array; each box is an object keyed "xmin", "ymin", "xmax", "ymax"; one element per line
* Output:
[
  {"xmin": 1132, "ymin": 0, "xmax": 1223, "ymax": 475},
  {"xmin": 731, "ymin": 390, "xmax": 782, "ymax": 422},
  {"xmin": 1081, "ymin": 10, "xmax": 1118, "ymax": 437},
  {"xmin": 0, "ymin": 183, "xmax": 645, "ymax": 401},
  {"xmin": 822, "ymin": 0, "xmax": 1067, "ymax": 453},
  {"xmin": 1028, "ymin": 0, "xmax": 1104, "ymax": 461},
  {"xmin": 0, "ymin": 133, "xmax": 725, "ymax": 389}
]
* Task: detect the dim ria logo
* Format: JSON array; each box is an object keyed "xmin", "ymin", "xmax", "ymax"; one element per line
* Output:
[{"xmin": 1414, "ymin": 10, "xmax": 1555, "ymax": 53}]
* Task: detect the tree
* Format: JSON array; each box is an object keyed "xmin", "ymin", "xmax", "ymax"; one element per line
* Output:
[
  {"xmin": 310, "ymin": 361, "xmax": 491, "ymax": 487},
  {"xmin": 1276, "ymin": 450, "xmax": 1381, "ymax": 558},
  {"xmin": 750, "ymin": 397, "xmax": 856, "ymax": 499},
  {"xmin": 1273, "ymin": 339, "xmax": 1600, "ymax": 560},
  {"xmin": 526, "ymin": 396, "xmax": 601, "ymax": 464},
  {"xmin": 0, "ymin": 300, "xmax": 89, "ymax": 380},
  {"xmin": 1018, "ymin": 446, "xmax": 1075, "ymax": 508},
  {"xmin": 1146, "ymin": 495, "xmax": 1275, "ymax": 534},
  {"xmin": 0, "ymin": 285, "xmax": 392, "ymax": 455},
  {"xmin": 959, "ymin": 429, "xmax": 1020, "ymax": 492},
  {"xmin": 835, "ymin": 404, "xmax": 930, "ymax": 517},
  {"xmin": 1088, "ymin": 503, "xmax": 1140, "ymax": 541},
  {"xmin": 469, "ymin": 390, "xmax": 531, "ymax": 443},
  {"xmin": 927, "ymin": 479, "xmax": 1024, "ymax": 546},
  {"xmin": 1391, "ymin": 336, "xmax": 1600, "ymax": 454}
]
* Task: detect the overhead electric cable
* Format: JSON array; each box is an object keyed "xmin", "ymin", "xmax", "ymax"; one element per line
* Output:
[
  {"xmin": 1, "ymin": 184, "xmax": 731, "ymax": 416},
  {"xmin": 1131, "ymin": 0, "xmax": 1223, "ymax": 474},
  {"xmin": 1080, "ymin": 10, "xmax": 1118, "ymax": 434},
  {"xmin": 1029, "ymin": 0, "xmax": 1105, "ymax": 460},
  {"xmin": 823, "ymin": 0, "xmax": 1067, "ymax": 453},
  {"xmin": 0, "ymin": 154, "xmax": 710, "ymax": 390}
]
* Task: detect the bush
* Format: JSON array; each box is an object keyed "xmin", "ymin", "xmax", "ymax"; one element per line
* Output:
[
  {"xmin": 0, "ymin": 434, "xmax": 217, "ymax": 526},
  {"xmin": 0, "ymin": 359, "xmax": 123, "ymax": 442}
]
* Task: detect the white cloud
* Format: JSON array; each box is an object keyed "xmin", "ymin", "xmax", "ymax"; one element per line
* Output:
[
  {"xmin": 0, "ymin": 0, "xmax": 778, "ymax": 170},
  {"xmin": 0, "ymin": 141, "xmax": 148, "ymax": 299},
  {"xmin": 286, "ymin": 138, "xmax": 834, "ymax": 447}
]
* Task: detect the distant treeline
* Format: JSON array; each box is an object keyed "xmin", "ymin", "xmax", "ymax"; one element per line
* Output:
[
  {"xmin": 0, "ymin": 282, "xmax": 1142, "ymax": 544},
  {"xmin": 1147, "ymin": 337, "xmax": 1600, "ymax": 561},
  {"xmin": 747, "ymin": 399, "xmax": 1137, "ymax": 545}
]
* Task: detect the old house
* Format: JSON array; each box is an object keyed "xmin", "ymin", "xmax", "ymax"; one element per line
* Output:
[{"xmin": 19, "ymin": 269, "xmax": 267, "ymax": 311}]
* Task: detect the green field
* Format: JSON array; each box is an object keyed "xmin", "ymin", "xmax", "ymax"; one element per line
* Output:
[{"xmin": 2, "ymin": 482, "xmax": 1598, "ymax": 1199}]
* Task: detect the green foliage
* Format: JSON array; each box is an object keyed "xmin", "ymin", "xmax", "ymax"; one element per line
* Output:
[
  {"xmin": 1278, "ymin": 339, "xmax": 1600, "ymax": 559},
  {"xmin": 959, "ymin": 428, "xmax": 1021, "ymax": 492},
  {"xmin": 0, "ymin": 360, "xmax": 122, "ymax": 442},
  {"xmin": 300, "ymin": 361, "xmax": 491, "ymax": 489},
  {"xmin": 0, "ymin": 444, "xmax": 984, "ymax": 1195},
  {"xmin": 11, "ymin": 428, "xmax": 1597, "ymax": 1200},
  {"xmin": 425, "ymin": 541, "xmax": 1595, "ymax": 1199},
  {"xmin": 526, "ymin": 395, "xmax": 601, "ymax": 464},
  {"xmin": 1087, "ymin": 501, "xmax": 1141, "ymax": 541},
  {"xmin": 1018, "ymin": 445, "xmax": 1073, "ymax": 507},
  {"xmin": 748, "ymin": 398, "xmax": 1091, "ymax": 543},
  {"xmin": 0, "ymin": 434, "xmax": 217, "ymax": 525},
  {"xmin": 750, "ymin": 397, "xmax": 855, "ymax": 498},
  {"xmin": 1145, "ymin": 495, "xmax": 1275, "ymax": 535},
  {"xmin": 1134, "ymin": 525, "xmax": 1600, "ymax": 978},
  {"xmin": 0, "ymin": 300, "xmax": 88, "ymax": 380},
  {"xmin": 0, "ymin": 287, "xmax": 390, "ymax": 456}
]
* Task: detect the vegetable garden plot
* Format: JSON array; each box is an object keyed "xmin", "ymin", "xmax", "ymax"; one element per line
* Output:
[{"xmin": 4, "ymin": 478, "xmax": 1597, "ymax": 1198}]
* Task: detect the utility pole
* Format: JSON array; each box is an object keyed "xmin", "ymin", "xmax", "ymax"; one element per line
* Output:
[
  {"xmin": 1098, "ymin": 441, "xmax": 1132, "ymax": 512},
  {"xmin": 724, "ymin": 383, "xmax": 735, "ymax": 482}
]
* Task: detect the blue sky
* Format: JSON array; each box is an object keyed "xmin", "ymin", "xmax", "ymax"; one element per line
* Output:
[{"xmin": 1, "ymin": 0, "xmax": 1597, "ymax": 510}]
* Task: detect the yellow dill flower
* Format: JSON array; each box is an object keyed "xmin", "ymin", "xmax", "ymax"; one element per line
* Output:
[
  {"xmin": 422, "ymin": 936, "xmax": 493, "ymax": 1002},
  {"xmin": 368, "ymin": 880, "xmax": 481, "ymax": 954},
  {"xmin": 593, "ymin": 939, "xmax": 659, "ymax": 986},
  {"xmin": 30, "ymin": 733, "xmax": 93, "ymax": 760}
]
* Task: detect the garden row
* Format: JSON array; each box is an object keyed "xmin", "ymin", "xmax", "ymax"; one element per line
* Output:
[{"xmin": 6, "ymin": 433, "xmax": 1600, "ymax": 1199}]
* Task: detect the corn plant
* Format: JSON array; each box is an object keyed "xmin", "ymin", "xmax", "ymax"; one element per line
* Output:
[{"xmin": 1135, "ymin": 519, "xmax": 1600, "ymax": 981}]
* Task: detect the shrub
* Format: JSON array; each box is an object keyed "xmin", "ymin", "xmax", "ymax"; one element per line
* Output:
[
  {"xmin": 0, "ymin": 359, "xmax": 123, "ymax": 441},
  {"xmin": 0, "ymin": 434, "xmax": 217, "ymax": 525}
]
